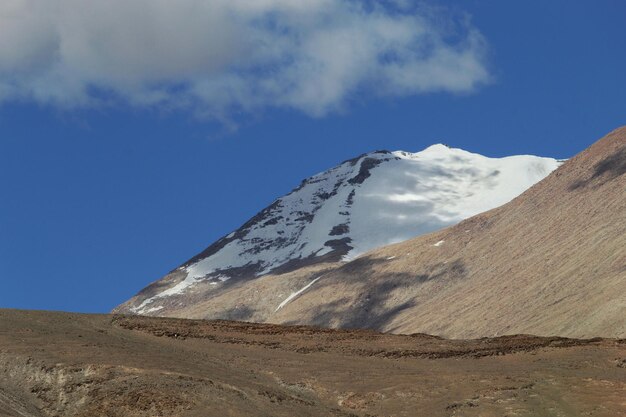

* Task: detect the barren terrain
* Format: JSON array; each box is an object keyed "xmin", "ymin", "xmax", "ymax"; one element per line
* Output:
[
  {"xmin": 1, "ymin": 309, "xmax": 625, "ymax": 416},
  {"xmin": 116, "ymin": 128, "xmax": 626, "ymax": 340}
]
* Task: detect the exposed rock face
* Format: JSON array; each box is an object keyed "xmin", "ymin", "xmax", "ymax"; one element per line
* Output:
[{"xmin": 115, "ymin": 144, "xmax": 559, "ymax": 318}]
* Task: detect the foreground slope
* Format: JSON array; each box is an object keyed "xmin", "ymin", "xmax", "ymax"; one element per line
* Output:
[
  {"xmin": 1, "ymin": 310, "xmax": 625, "ymax": 417},
  {"xmin": 116, "ymin": 146, "xmax": 558, "ymax": 316},
  {"xmin": 273, "ymin": 127, "xmax": 626, "ymax": 338}
]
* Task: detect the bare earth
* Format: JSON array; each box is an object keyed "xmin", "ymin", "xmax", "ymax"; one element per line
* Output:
[{"xmin": 1, "ymin": 309, "xmax": 625, "ymax": 417}]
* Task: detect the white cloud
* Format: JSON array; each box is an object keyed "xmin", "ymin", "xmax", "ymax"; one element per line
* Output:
[{"xmin": 0, "ymin": 0, "xmax": 490, "ymax": 118}]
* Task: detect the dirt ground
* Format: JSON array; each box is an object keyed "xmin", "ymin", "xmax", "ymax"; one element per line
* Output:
[{"xmin": 0, "ymin": 309, "xmax": 624, "ymax": 416}]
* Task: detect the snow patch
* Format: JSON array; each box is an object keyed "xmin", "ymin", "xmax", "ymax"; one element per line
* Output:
[
  {"xmin": 433, "ymin": 240, "xmax": 445, "ymax": 247},
  {"xmin": 275, "ymin": 276, "xmax": 322, "ymax": 312}
]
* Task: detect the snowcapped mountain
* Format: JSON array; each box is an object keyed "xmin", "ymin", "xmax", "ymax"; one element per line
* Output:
[
  {"xmin": 117, "ymin": 144, "xmax": 560, "ymax": 316},
  {"xmin": 250, "ymin": 127, "xmax": 626, "ymax": 338}
]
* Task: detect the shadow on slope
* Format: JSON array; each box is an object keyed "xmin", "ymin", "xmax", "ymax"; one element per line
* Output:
[
  {"xmin": 285, "ymin": 256, "xmax": 468, "ymax": 332},
  {"xmin": 570, "ymin": 145, "xmax": 626, "ymax": 190}
]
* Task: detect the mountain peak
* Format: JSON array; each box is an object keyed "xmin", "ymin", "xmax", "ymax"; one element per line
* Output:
[
  {"xmin": 115, "ymin": 145, "xmax": 560, "ymax": 317},
  {"xmin": 394, "ymin": 143, "xmax": 468, "ymax": 160},
  {"xmin": 422, "ymin": 143, "xmax": 452, "ymax": 152},
  {"xmin": 268, "ymin": 128, "xmax": 626, "ymax": 338}
]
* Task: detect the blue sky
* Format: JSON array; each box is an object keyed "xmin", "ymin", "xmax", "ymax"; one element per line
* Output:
[{"xmin": 0, "ymin": 1, "xmax": 624, "ymax": 313}]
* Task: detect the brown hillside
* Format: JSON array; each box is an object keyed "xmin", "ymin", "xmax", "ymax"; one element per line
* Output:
[
  {"xmin": 270, "ymin": 127, "xmax": 626, "ymax": 338},
  {"xmin": 1, "ymin": 310, "xmax": 625, "ymax": 417}
]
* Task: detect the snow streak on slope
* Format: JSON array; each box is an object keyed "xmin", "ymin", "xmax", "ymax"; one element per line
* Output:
[{"xmin": 132, "ymin": 145, "xmax": 560, "ymax": 314}]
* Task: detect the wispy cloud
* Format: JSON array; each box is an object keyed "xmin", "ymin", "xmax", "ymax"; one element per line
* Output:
[{"xmin": 0, "ymin": 0, "xmax": 491, "ymax": 119}]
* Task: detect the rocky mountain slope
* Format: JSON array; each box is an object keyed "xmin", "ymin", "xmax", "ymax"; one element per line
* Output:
[
  {"xmin": 116, "ymin": 145, "xmax": 559, "ymax": 316},
  {"xmin": 270, "ymin": 127, "xmax": 626, "ymax": 338},
  {"xmin": 1, "ymin": 309, "xmax": 625, "ymax": 417}
]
